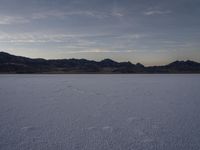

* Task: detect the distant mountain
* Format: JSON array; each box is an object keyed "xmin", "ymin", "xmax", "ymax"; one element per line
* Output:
[{"xmin": 0, "ymin": 51, "xmax": 200, "ymax": 73}]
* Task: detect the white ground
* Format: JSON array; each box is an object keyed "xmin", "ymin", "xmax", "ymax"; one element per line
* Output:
[{"xmin": 0, "ymin": 74, "xmax": 200, "ymax": 150}]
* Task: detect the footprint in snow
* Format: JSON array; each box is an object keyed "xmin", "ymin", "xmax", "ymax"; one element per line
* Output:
[
  {"xmin": 21, "ymin": 126, "xmax": 37, "ymax": 132},
  {"xmin": 142, "ymin": 136, "xmax": 154, "ymax": 143},
  {"xmin": 86, "ymin": 126, "xmax": 97, "ymax": 131},
  {"xmin": 127, "ymin": 117, "xmax": 140, "ymax": 123},
  {"xmin": 102, "ymin": 126, "xmax": 113, "ymax": 132}
]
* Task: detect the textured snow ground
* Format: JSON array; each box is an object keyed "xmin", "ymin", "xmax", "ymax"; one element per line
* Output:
[{"xmin": 0, "ymin": 74, "xmax": 200, "ymax": 150}]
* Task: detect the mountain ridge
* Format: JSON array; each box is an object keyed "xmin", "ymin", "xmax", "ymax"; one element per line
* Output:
[{"xmin": 0, "ymin": 51, "xmax": 200, "ymax": 73}]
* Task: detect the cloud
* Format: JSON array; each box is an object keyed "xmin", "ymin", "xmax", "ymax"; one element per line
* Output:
[
  {"xmin": 0, "ymin": 32, "xmax": 146, "ymax": 43},
  {"xmin": 58, "ymin": 48, "xmax": 136, "ymax": 53},
  {"xmin": 111, "ymin": 12, "xmax": 124, "ymax": 17},
  {"xmin": 0, "ymin": 8, "xmax": 126, "ymax": 26},
  {"xmin": 0, "ymin": 32, "xmax": 99, "ymax": 49},
  {"xmin": 32, "ymin": 9, "xmax": 128, "ymax": 21},
  {"xmin": 0, "ymin": 31, "xmax": 152, "ymax": 54},
  {"xmin": 144, "ymin": 10, "xmax": 171, "ymax": 16},
  {"xmin": 0, "ymin": 15, "xmax": 29, "ymax": 25},
  {"xmin": 114, "ymin": 34, "xmax": 147, "ymax": 39},
  {"xmin": 32, "ymin": 10, "xmax": 109, "ymax": 20},
  {"xmin": 0, "ymin": 10, "xmax": 110, "ymax": 25},
  {"xmin": 58, "ymin": 48, "xmax": 168, "ymax": 54},
  {"xmin": 0, "ymin": 32, "xmax": 68, "ymax": 43}
]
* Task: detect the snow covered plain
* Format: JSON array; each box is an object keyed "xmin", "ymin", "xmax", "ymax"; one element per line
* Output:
[{"xmin": 0, "ymin": 74, "xmax": 200, "ymax": 150}]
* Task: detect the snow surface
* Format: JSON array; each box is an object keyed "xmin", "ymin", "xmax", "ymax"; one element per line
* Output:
[{"xmin": 0, "ymin": 74, "xmax": 200, "ymax": 150}]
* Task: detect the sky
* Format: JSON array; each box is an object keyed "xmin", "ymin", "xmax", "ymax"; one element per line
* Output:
[{"xmin": 0, "ymin": 0, "xmax": 200, "ymax": 65}]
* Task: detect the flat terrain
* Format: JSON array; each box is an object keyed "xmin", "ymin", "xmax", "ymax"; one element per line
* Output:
[{"xmin": 0, "ymin": 75, "xmax": 200, "ymax": 150}]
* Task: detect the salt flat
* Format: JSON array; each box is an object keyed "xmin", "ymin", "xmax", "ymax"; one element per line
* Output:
[{"xmin": 0, "ymin": 74, "xmax": 200, "ymax": 150}]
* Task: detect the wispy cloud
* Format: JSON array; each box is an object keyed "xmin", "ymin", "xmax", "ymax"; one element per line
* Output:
[
  {"xmin": 144, "ymin": 10, "xmax": 171, "ymax": 16},
  {"xmin": 0, "ymin": 32, "xmax": 100, "ymax": 50},
  {"xmin": 58, "ymin": 48, "xmax": 137, "ymax": 53},
  {"xmin": 0, "ymin": 31, "xmax": 152, "ymax": 55},
  {"xmin": 32, "ymin": 10, "xmax": 109, "ymax": 20},
  {"xmin": 114, "ymin": 34, "xmax": 147, "ymax": 40},
  {"xmin": 0, "ymin": 15, "xmax": 29, "ymax": 25},
  {"xmin": 0, "ymin": 32, "xmax": 69, "ymax": 43},
  {"xmin": 0, "ymin": 10, "xmax": 110, "ymax": 25},
  {"xmin": 111, "ymin": 11, "xmax": 124, "ymax": 17},
  {"xmin": 0, "ymin": 8, "xmax": 127, "ymax": 26},
  {"xmin": 0, "ymin": 32, "xmax": 146, "ymax": 43},
  {"xmin": 32, "ymin": 9, "xmax": 128, "ymax": 21}
]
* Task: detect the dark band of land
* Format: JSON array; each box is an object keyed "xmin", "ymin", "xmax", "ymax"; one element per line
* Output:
[{"xmin": 0, "ymin": 52, "xmax": 200, "ymax": 74}]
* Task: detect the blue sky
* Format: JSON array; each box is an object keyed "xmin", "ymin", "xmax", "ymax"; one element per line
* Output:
[{"xmin": 0, "ymin": 0, "xmax": 200, "ymax": 65}]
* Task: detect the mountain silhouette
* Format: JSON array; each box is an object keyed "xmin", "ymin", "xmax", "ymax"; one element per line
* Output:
[{"xmin": 0, "ymin": 52, "xmax": 200, "ymax": 73}]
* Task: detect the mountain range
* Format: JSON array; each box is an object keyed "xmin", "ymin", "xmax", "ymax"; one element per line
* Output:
[{"xmin": 0, "ymin": 51, "xmax": 200, "ymax": 73}]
